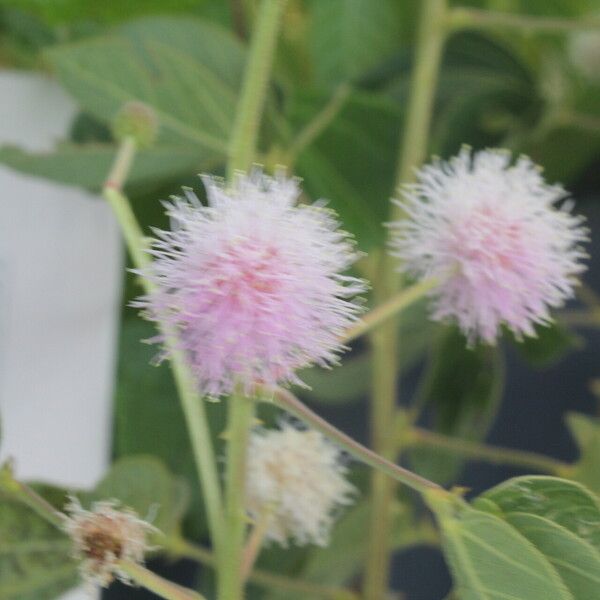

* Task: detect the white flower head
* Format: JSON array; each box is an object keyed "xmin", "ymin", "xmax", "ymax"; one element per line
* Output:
[
  {"xmin": 245, "ymin": 423, "xmax": 355, "ymax": 547},
  {"xmin": 63, "ymin": 496, "xmax": 157, "ymax": 587}
]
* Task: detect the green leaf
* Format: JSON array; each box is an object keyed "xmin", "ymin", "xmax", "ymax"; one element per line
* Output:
[
  {"xmin": 481, "ymin": 476, "xmax": 600, "ymax": 552},
  {"xmin": 288, "ymin": 90, "xmax": 401, "ymax": 250},
  {"xmin": 309, "ymin": 0, "xmax": 402, "ymax": 86},
  {"xmin": 512, "ymin": 322, "xmax": 583, "ymax": 368},
  {"xmin": 473, "ymin": 476, "xmax": 600, "ymax": 598},
  {"xmin": 0, "ymin": 143, "xmax": 209, "ymax": 192},
  {"xmin": 82, "ymin": 455, "xmax": 190, "ymax": 539},
  {"xmin": 429, "ymin": 491, "xmax": 573, "ymax": 600},
  {"xmin": 46, "ymin": 16, "xmax": 245, "ymax": 154},
  {"xmin": 409, "ymin": 327, "xmax": 504, "ymax": 484},
  {"xmin": 0, "ymin": 489, "xmax": 77, "ymax": 600},
  {"xmin": 296, "ymin": 353, "xmax": 370, "ymax": 405}
]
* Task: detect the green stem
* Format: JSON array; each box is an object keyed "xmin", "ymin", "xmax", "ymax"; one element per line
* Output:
[
  {"xmin": 227, "ymin": 0, "xmax": 288, "ymax": 178},
  {"xmin": 407, "ymin": 427, "xmax": 571, "ymax": 475},
  {"xmin": 103, "ymin": 142, "xmax": 225, "ymax": 558},
  {"xmin": 268, "ymin": 387, "xmax": 442, "ymax": 495},
  {"xmin": 0, "ymin": 465, "xmax": 64, "ymax": 529},
  {"xmin": 449, "ymin": 7, "xmax": 600, "ymax": 33},
  {"xmin": 394, "ymin": 0, "xmax": 448, "ymax": 198},
  {"xmin": 343, "ymin": 276, "xmax": 439, "ymax": 343},
  {"xmin": 219, "ymin": 393, "xmax": 256, "ymax": 600},
  {"xmin": 170, "ymin": 539, "xmax": 360, "ymax": 600},
  {"xmin": 118, "ymin": 561, "xmax": 206, "ymax": 600},
  {"xmin": 364, "ymin": 1, "xmax": 448, "ymax": 597},
  {"xmin": 284, "ymin": 83, "xmax": 352, "ymax": 166}
]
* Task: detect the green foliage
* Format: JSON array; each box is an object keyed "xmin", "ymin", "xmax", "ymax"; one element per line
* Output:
[
  {"xmin": 285, "ymin": 90, "xmax": 401, "ymax": 250},
  {"xmin": 566, "ymin": 413, "xmax": 600, "ymax": 496},
  {"xmin": 410, "ymin": 327, "xmax": 504, "ymax": 484},
  {"xmin": 512, "ymin": 322, "xmax": 583, "ymax": 368},
  {"xmin": 308, "ymin": 0, "xmax": 403, "ymax": 86},
  {"xmin": 0, "ymin": 487, "xmax": 77, "ymax": 600},
  {"xmin": 0, "ymin": 143, "xmax": 206, "ymax": 191},
  {"xmin": 430, "ymin": 476, "xmax": 600, "ymax": 600}
]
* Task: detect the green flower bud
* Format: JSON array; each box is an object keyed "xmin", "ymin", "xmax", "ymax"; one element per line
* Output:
[{"xmin": 112, "ymin": 101, "xmax": 159, "ymax": 148}]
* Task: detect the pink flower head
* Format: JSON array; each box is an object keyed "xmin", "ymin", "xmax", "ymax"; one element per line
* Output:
[
  {"xmin": 390, "ymin": 148, "xmax": 588, "ymax": 344},
  {"xmin": 136, "ymin": 170, "xmax": 364, "ymax": 398}
]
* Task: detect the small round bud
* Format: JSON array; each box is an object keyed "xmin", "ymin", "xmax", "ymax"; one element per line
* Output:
[
  {"xmin": 112, "ymin": 101, "xmax": 159, "ymax": 148},
  {"xmin": 63, "ymin": 496, "xmax": 157, "ymax": 587},
  {"xmin": 568, "ymin": 31, "xmax": 600, "ymax": 84}
]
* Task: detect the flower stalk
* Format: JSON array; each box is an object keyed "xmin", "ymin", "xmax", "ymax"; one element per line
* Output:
[
  {"xmin": 448, "ymin": 7, "xmax": 600, "ymax": 33},
  {"xmin": 364, "ymin": 1, "xmax": 448, "ymax": 598},
  {"xmin": 103, "ymin": 139, "xmax": 225, "ymax": 558},
  {"xmin": 227, "ymin": 0, "xmax": 288, "ymax": 178},
  {"xmin": 342, "ymin": 276, "xmax": 439, "ymax": 343},
  {"xmin": 268, "ymin": 387, "xmax": 442, "ymax": 496}
]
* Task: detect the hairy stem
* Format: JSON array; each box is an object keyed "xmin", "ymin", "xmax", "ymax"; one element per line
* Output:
[
  {"xmin": 118, "ymin": 561, "xmax": 206, "ymax": 600},
  {"xmin": 103, "ymin": 140, "xmax": 225, "ymax": 558},
  {"xmin": 227, "ymin": 0, "xmax": 288, "ymax": 178},
  {"xmin": 449, "ymin": 7, "xmax": 600, "ymax": 33},
  {"xmin": 406, "ymin": 427, "xmax": 571, "ymax": 475},
  {"xmin": 240, "ymin": 509, "xmax": 272, "ymax": 582},
  {"xmin": 343, "ymin": 276, "xmax": 439, "ymax": 343},
  {"xmin": 268, "ymin": 387, "xmax": 442, "ymax": 495}
]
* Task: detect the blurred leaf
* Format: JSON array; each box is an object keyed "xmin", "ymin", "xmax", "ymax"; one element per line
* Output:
[
  {"xmin": 308, "ymin": 0, "xmax": 402, "ymax": 86},
  {"xmin": 113, "ymin": 317, "xmax": 227, "ymax": 541},
  {"xmin": 4, "ymin": 0, "xmax": 205, "ymax": 26},
  {"xmin": 287, "ymin": 90, "xmax": 401, "ymax": 250},
  {"xmin": 409, "ymin": 327, "xmax": 504, "ymax": 484},
  {"xmin": 565, "ymin": 412, "xmax": 600, "ymax": 496},
  {"xmin": 82, "ymin": 455, "xmax": 190, "ymax": 539},
  {"xmin": 0, "ymin": 488, "xmax": 77, "ymax": 600},
  {"xmin": 0, "ymin": 143, "xmax": 208, "ymax": 191},
  {"xmin": 512, "ymin": 322, "xmax": 583, "ymax": 368},
  {"xmin": 296, "ymin": 353, "xmax": 370, "ymax": 406},
  {"xmin": 45, "ymin": 16, "xmax": 245, "ymax": 155}
]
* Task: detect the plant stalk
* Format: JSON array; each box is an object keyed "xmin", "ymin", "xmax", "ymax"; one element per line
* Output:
[
  {"xmin": 219, "ymin": 393, "xmax": 256, "ymax": 600},
  {"xmin": 118, "ymin": 561, "xmax": 206, "ymax": 600},
  {"xmin": 268, "ymin": 387, "xmax": 442, "ymax": 495},
  {"xmin": 343, "ymin": 276, "xmax": 439, "ymax": 343},
  {"xmin": 449, "ymin": 7, "xmax": 600, "ymax": 33},
  {"xmin": 364, "ymin": 1, "xmax": 448, "ymax": 598},
  {"xmin": 227, "ymin": 0, "xmax": 288, "ymax": 179},
  {"xmin": 103, "ymin": 140, "xmax": 225, "ymax": 558},
  {"xmin": 406, "ymin": 427, "xmax": 570, "ymax": 475}
]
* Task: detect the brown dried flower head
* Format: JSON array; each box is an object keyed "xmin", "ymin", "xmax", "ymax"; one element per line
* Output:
[{"xmin": 63, "ymin": 496, "xmax": 157, "ymax": 587}]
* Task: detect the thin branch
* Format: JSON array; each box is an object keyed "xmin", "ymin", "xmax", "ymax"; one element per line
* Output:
[
  {"xmin": 342, "ymin": 276, "xmax": 438, "ymax": 343},
  {"xmin": 118, "ymin": 561, "xmax": 206, "ymax": 600},
  {"xmin": 406, "ymin": 427, "xmax": 570, "ymax": 475},
  {"xmin": 449, "ymin": 7, "xmax": 600, "ymax": 33},
  {"xmin": 268, "ymin": 388, "xmax": 443, "ymax": 495},
  {"xmin": 285, "ymin": 83, "xmax": 352, "ymax": 165}
]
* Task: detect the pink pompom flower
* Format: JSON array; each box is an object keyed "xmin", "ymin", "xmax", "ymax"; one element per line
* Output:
[
  {"xmin": 390, "ymin": 148, "xmax": 588, "ymax": 344},
  {"xmin": 135, "ymin": 170, "xmax": 364, "ymax": 398}
]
